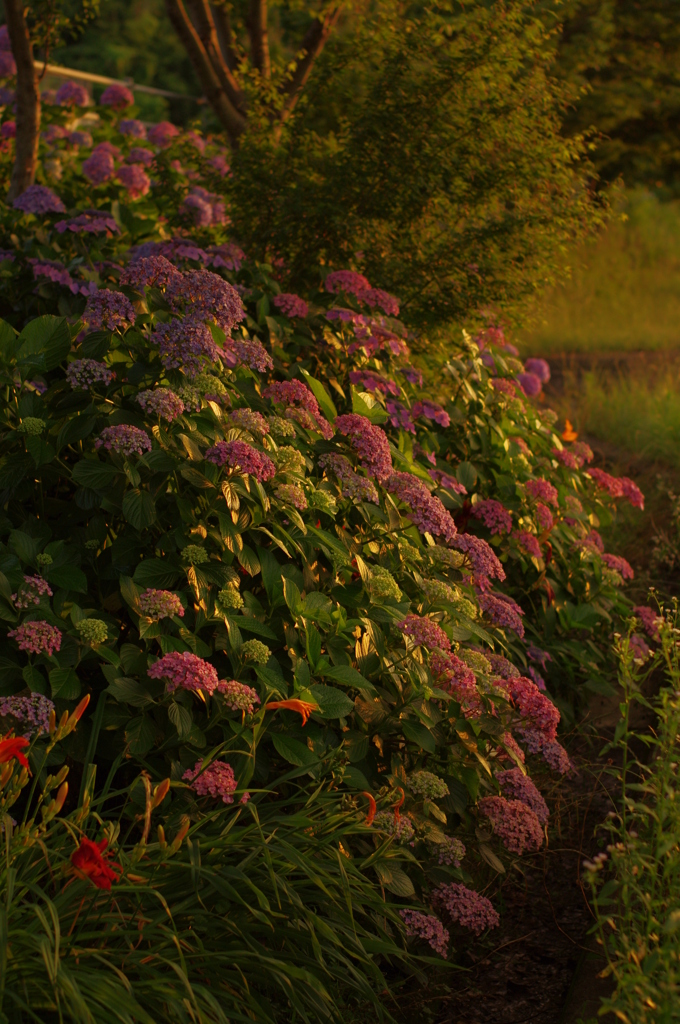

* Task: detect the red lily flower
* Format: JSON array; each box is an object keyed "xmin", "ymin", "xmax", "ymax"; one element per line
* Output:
[
  {"xmin": 266, "ymin": 699, "xmax": 318, "ymax": 726},
  {"xmin": 70, "ymin": 837, "xmax": 121, "ymax": 891},
  {"xmin": 362, "ymin": 791, "xmax": 377, "ymax": 826},
  {"xmin": 0, "ymin": 734, "xmax": 30, "ymax": 769}
]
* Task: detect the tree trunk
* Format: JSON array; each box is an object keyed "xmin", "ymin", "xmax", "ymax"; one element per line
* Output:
[{"xmin": 4, "ymin": 0, "xmax": 40, "ymax": 203}]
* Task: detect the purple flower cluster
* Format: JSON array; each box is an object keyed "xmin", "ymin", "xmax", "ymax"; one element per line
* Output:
[
  {"xmin": 148, "ymin": 121, "xmax": 179, "ymax": 147},
  {"xmin": 634, "ymin": 606, "xmax": 662, "ymax": 640},
  {"xmin": 148, "ymin": 651, "xmax": 219, "ymax": 694},
  {"xmin": 155, "ymin": 317, "xmax": 221, "ymax": 374},
  {"xmin": 527, "ymin": 645, "xmax": 552, "ymax": 669},
  {"xmin": 412, "ymin": 400, "xmax": 450, "ymax": 428},
  {"xmin": 166, "ymin": 269, "xmax": 244, "ymax": 332},
  {"xmin": 349, "ymin": 370, "xmax": 400, "ymax": 396},
  {"xmin": 397, "ymin": 613, "xmax": 450, "ymax": 651},
  {"xmin": 385, "ymin": 400, "xmax": 415, "ymax": 433},
  {"xmin": 95, "ymin": 424, "xmax": 151, "ymax": 457},
  {"xmin": 451, "ymin": 534, "xmax": 505, "ymax": 588},
  {"xmin": 433, "ymin": 883, "xmax": 500, "ymax": 935},
  {"xmin": 139, "ymin": 589, "xmax": 184, "ymax": 620},
  {"xmin": 66, "ymin": 359, "xmax": 115, "ymax": 390},
  {"xmin": 83, "ymin": 290, "xmax": 135, "ymax": 331},
  {"xmin": 182, "ymin": 186, "xmax": 226, "ymax": 227},
  {"xmin": 526, "ymin": 479, "xmax": 559, "ymax": 507},
  {"xmin": 0, "ymin": 50, "xmax": 16, "ymax": 77},
  {"xmin": 518, "ymin": 372, "xmax": 542, "ymax": 397},
  {"xmin": 356, "ymin": 287, "xmax": 400, "ymax": 316},
  {"xmin": 472, "ymin": 499, "xmax": 512, "ymax": 534},
  {"xmin": 399, "ymin": 365, "xmax": 424, "ymax": 386},
  {"xmin": 387, "ymin": 472, "xmax": 458, "ymax": 543},
  {"xmin": 12, "ymin": 576, "xmax": 53, "ymax": 609},
  {"xmin": 400, "ymin": 910, "xmax": 449, "ymax": 958},
  {"xmin": 429, "ymin": 468, "xmax": 466, "ymax": 494},
  {"xmin": 56, "ymin": 211, "xmax": 119, "ymax": 235},
  {"xmin": 319, "ymin": 453, "xmax": 379, "ymax": 504},
  {"xmin": 30, "ymin": 258, "xmax": 76, "ymax": 291},
  {"xmin": 325, "ymin": 270, "xmax": 371, "ymax": 294},
  {"xmin": 207, "ymin": 242, "xmax": 244, "ymax": 270},
  {"xmin": 183, "ymin": 759, "xmax": 246, "ymax": 803},
  {"xmin": 264, "ymin": 380, "xmax": 331, "ymax": 436},
  {"xmin": 504, "ymin": 676, "xmax": 560, "ymax": 742},
  {"xmin": 524, "ymin": 357, "xmax": 551, "ymax": 383},
  {"xmin": 205, "ymin": 439, "xmax": 276, "ymax": 482},
  {"xmin": 217, "ymin": 679, "xmax": 261, "ymax": 715},
  {"xmin": 273, "ymin": 292, "xmax": 309, "ymax": 318},
  {"xmin": 478, "ymin": 591, "xmax": 525, "ymax": 637},
  {"xmin": 224, "ymin": 337, "xmax": 274, "ymax": 374},
  {"xmin": 588, "ymin": 468, "xmax": 645, "ymax": 510},
  {"xmin": 0, "ymin": 693, "xmax": 55, "ymax": 737},
  {"xmin": 137, "ymin": 388, "xmax": 185, "ymax": 421},
  {"xmin": 100, "ymin": 83, "xmax": 134, "ymax": 108},
  {"xmin": 535, "ymin": 503, "xmax": 554, "ymax": 532},
  {"xmin": 478, "ymin": 796, "xmax": 544, "ymax": 855},
  {"xmin": 335, "ymin": 414, "xmax": 392, "ymax": 482},
  {"xmin": 602, "ymin": 553, "xmax": 635, "ymax": 580},
  {"xmin": 496, "ymin": 768, "xmax": 549, "ymax": 824},
  {"xmin": 68, "ymin": 130, "xmax": 92, "ymax": 147},
  {"xmin": 121, "ymin": 255, "xmax": 181, "ymax": 290},
  {"xmin": 513, "ymin": 530, "xmax": 542, "ymax": 559},
  {"xmin": 13, "ymin": 184, "xmax": 66, "ymax": 215},
  {"xmin": 55, "ymin": 80, "xmax": 90, "ymax": 107},
  {"xmin": 8, "ymin": 620, "xmax": 62, "ymax": 656},
  {"xmin": 437, "ymin": 835, "xmax": 466, "ymax": 866},
  {"xmin": 127, "ymin": 146, "xmax": 154, "ymax": 166},
  {"xmin": 117, "ymin": 164, "xmax": 150, "ymax": 199},
  {"xmin": 82, "ymin": 147, "xmax": 115, "ymax": 184},
  {"xmin": 120, "ymin": 118, "xmax": 146, "ymax": 138}
]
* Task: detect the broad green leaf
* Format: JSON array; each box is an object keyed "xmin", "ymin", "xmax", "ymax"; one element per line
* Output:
[
  {"xmin": 301, "ymin": 591, "xmax": 334, "ymax": 622},
  {"xmin": 49, "ymin": 667, "xmax": 81, "ymax": 700},
  {"xmin": 402, "ymin": 719, "xmax": 436, "ymax": 753},
  {"xmin": 8, "ymin": 530, "xmax": 40, "ymax": 566},
  {"xmin": 133, "ymin": 559, "xmax": 181, "ymax": 589},
  {"xmin": 479, "ymin": 843, "xmax": 506, "ymax": 874},
  {"xmin": 307, "ymin": 684, "xmax": 354, "ymax": 719},
  {"xmin": 0, "ymin": 318, "xmax": 19, "ymax": 363},
  {"xmin": 237, "ymin": 616, "xmax": 278, "ymax": 640},
  {"xmin": 271, "ymin": 733, "xmax": 317, "ymax": 767},
  {"xmin": 305, "ymin": 623, "xmax": 322, "ymax": 668},
  {"xmin": 456, "ymin": 461, "xmax": 478, "ymax": 490},
  {"xmin": 237, "ymin": 545, "xmax": 261, "ymax": 577},
  {"xmin": 282, "ymin": 576, "xmax": 303, "ymax": 616},
  {"xmin": 122, "ymin": 489, "xmax": 157, "ymax": 531},
  {"xmin": 22, "ymin": 663, "xmax": 48, "ymax": 694},
  {"xmin": 374, "ymin": 863, "xmax": 415, "ymax": 897},
  {"xmin": 47, "ymin": 565, "xmax": 88, "ymax": 594},
  {"xmin": 168, "ymin": 701, "xmax": 193, "ymax": 738},
  {"xmin": 341, "ymin": 765, "xmax": 371, "ymax": 790},
  {"xmin": 25, "ymin": 437, "xmax": 55, "ymax": 467},
  {"xmin": 344, "ymin": 731, "xmax": 370, "ymax": 762},
  {"xmin": 125, "ymin": 715, "xmax": 157, "ymax": 757},
  {"xmin": 16, "ymin": 316, "xmax": 70, "ymax": 373},
  {"xmin": 300, "ymin": 368, "xmax": 338, "ymax": 422},
  {"xmin": 320, "ymin": 663, "xmax": 376, "ymax": 693},
  {"xmin": 107, "ymin": 677, "xmax": 154, "ymax": 707},
  {"xmin": 56, "ymin": 416, "xmax": 97, "ymax": 454},
  {"xmin": 71, "ymin": 459, "xmax": 121, "ymax": 492}
]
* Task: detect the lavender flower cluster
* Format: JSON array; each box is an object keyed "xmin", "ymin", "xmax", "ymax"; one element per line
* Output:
[
  {"xmin": 397, "ymin": 613, "xmax": 451, "ymax": 651},
  {"xmin": 496, "ymin": 768, "xmax": 549, "ymax": 825},
  {"xmin": 400, "ymin": 910, "xmax": 449, "ymax": 958},
  {"xmin": 136, "ymin": 388, "xmax": 185, "ymax": 421},
  {"xmin": 478, "ymin": 795, "xmax": 544, "ymax": 855},
  {"xmin": 0, "ymin": 693, "xmax": 55, "ymax": 737},
  {"xmin": 472, "ymin": 498, "xmax": 512, "ymax": 534},
  {"xmin": 318, "ymin": 453, "xmax": 379, "ymax": 504},
  {"xmin": 205, "ymin": 440, "xmax": 276, "ymax": 482},
  {"xmin": 387, "ymin": 472, "xmax": 457, "ymax": 543},
  {"xmin": 95, "ymin": 425, "xmax": 151, "ymax": 458},
  {"xmin": 148, "ymin": 651, "xmax": 219, "ymax": 694},
  {"xmin": 83, "ymin": 289, "xmax": 136, "ymax": 331},
  {"xmin": 433, "ymin": 883, "xmax": 500, "ymax": 935}
]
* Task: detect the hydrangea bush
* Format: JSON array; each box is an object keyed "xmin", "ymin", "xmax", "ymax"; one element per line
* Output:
[{"xmin": 0, "ymin": 85, "xmax": 646, "ymax": 959}]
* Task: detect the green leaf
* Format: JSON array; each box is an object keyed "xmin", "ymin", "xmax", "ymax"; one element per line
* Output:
[
  {"xmin": 0, "ymin": 318, "xmax": 19, "ymax": 363},
  {"xmin": 25, "ymin": 437, "xmax": 55, "ymax": 467},
  {"xmin": 56, "ymin": 416, "xmax": 97, "ymax": 454},
  {"xmin": 341, "ymin": 765, "xmax": 371, "ymax": 790},
  {"xmin": 125, "ymin": 715, "xmax": 157, "ymax": 757},
  {"xmin": 305, "ymin": 623, "xmax": 322, "ymax": 668},
  {"xmin": 49, "ymin": 667, "xmax": 81, "ymax": 700},
  {"xmin": 237, "ymin": 545, "xmax": 261, "ymax": 577},
  {"xmin": 351, "ymin": 387, "xmax": 388, "ymax": 423},
  {"xmin": 282, "ymin": 576, "xmax": 303, "ymax": 616},
  {"xmin": 71, "ymin": 459, "xmax": 121, "ymax": 492},
  {"xmin": 107, "ymin": 677, "xmax": 154, "ymax": 707},
  {"xmin": 478, "ymin": 842, "xmax": 506, "ymax": 874},
  {"xmin": 119, "ymin": 575, "xmax": 141, "ymax": 610},
  {"xmin": 22, "ymin": 663, "xmax": 48, "ymax": 694},
  {"xmin": 300, "ymin": 368, "xmax": 338, "ymax": 421},
  {"xmin": 16, "ymin": 316, "xmax": 70, "ymax": 373},
  {"xmin": 301, "ymin": 591, "xmax": 334, "ymax": 622},
  {"xmin": 320, "ymin": 663, "xmax": 376, "ymax": 693},
  {"xmin": 168, "ymin": 701, "xmax": 193, "ymax": 738},
  {"xmin": 8, "ymin": 530, "xmax": 39, "ymax": 566},
  {"xmin": 133, "ymin": 559, "xmax": 181, "ymax": 589},
  {"xmin": 344, "ymin": 731, "xmax": 370, "ymax": 762},
  {"xmin": 374, "ymin": 863, "xmax": 415, "ymax": 896},
  {"xmin": 402, "ymin": 719, "xmax": 436, "ymax": 753},
  {"xmin": 237, "ymin": 616, "xmax": 278, "ymax": 640},
  {"xmin": 307, "ymin": 684, "xmax": 355, "ymax": 718},
  {"xmin": 271, "ymin": 733, "xmax": 317, "ymax": 767},
  {"xmin": 47, "ymin": 564, "xmax": 88, "ymax": 594},
  {"xmin": 122, "ymin": 489, "xmax": 157, "ymax": 531},
  {"xmin": 456, "ymin": 461, "xmax": 478, "ymax": 490}
]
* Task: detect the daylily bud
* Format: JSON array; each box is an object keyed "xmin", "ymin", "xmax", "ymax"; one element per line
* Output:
[
  {"xmin": 53, "ymin": 781, "xmax": 68, "ymax": 814},
  {"xmin": 152, "ymin": 778, "xmax": 170, "ymax": 809},
  {"xmin": 169, "ymin": 815, "xmax": 191, "ymax": 854},
  {"xmin": 157, "ymin": 824, "xmax": 167, "ymax": 851},
  {"xmin": 48, "ymin": 709, "xmax": 57, "ymax": 735}
]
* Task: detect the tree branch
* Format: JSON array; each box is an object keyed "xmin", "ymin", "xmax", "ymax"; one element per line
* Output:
[
  {"xmin": 4, "ymin": 0, "xmax": 40, "ymax": 202},
  {"xmin": 210, "ymin": 3, "xmax": 238, "ymax": 72},
  {"xmin": 280, "ymin": 8, "xmax": 341, "ymax": 120},
  {"xmin": 247, "ymin": 0, "xmax": 270, "ymax": 79},
  {"xmin": 164, "ymin": 0, "xmax": 246, "ymax": 143},
  {"xmin": 184, "ymin": 0, "xmax": 244, "ymax": 109}
]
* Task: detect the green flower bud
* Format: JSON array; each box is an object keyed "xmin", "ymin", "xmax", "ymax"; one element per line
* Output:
[
  {"xmin": 218, "ymin": 587, "xmax": 244, "ymax": 611},
  {"xmin": 242, "ymin": 639, "xmax": 270, "ymax": 664},
  {"xmin": 267, "ymin": 415, "xmax": 296, "ymax": 438},
  {"xmin": 368, "ymin": 565, "xmax": 402, "ymax": 602},
  {"xmin": 459, "ymin": 649, "xmax": 492, "ymax": 675},
  {"xmin": 36, "ymin": 553, "xmax": 53, "ymax": 567},
  {"xmin": 306, "ymin": 489, "xmax": 337, "ymax": 516},
  {"xmin": 18, "ymin": 417, "xmax": 46, "ymax": 436},
  {"xmin": 183, "ymin": 545, "xmax": 208, "ymax": 565},
  {"xmin": 76, "ymin": 619, "xmax": 108, "ymax": 645},
  {"xmin": 274, "ymin": 446, "xmax": 306, "ymax": 475}
]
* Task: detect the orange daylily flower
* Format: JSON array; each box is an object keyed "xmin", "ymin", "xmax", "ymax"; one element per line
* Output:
[
  {"xmin": 561, "ymin": 419, "xmax": 578, "ymax": 442},
  {"xmin": 0, "ymin": 734, "xmax": 30, "ymax": 770},
  {"xmin": 362, "ymin": 791, "xmax": 377, "ymax": 826},
  {"xmin": 266, "ymin": 699, "xmax": 318, "ymax": 726},
  {"xmin": 392, "ymin": 787, "xmax": 405, "ymax": 821}
]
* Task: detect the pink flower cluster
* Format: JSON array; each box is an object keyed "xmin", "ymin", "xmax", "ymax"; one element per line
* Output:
[
  {"xmin": 400, "ymin": 910, "xmax": 449, "ymax": 957},
  {"xmin": 430, "ymin": 651, "xmax": 481, "ymax": 716},
  {"xmin": 0, "ymin": 693, "xmax": 55, "ymax": 737},
  {"xmin": 264, "ymin": 380, "xmax": 331, "ymax": 438},
  {"xmin": 12, "ymin": 575, "xmax": 53, "ymax": 609},
  {"xmin": 95, "ymin": 424, "xmax": 151, "ymax": 457},
  {"xmin": 472, "ymin": 499, "xmax": 512, "ymax": 534},
  {"xmin": 82, "ymin": 146, "xmax": 115, "ymax": 184},
  {"xmin": 166, "ymin": 269, "xmax": 244, "ymax": 333},
  {"xmin": 487, "ymin": 653, "xmax": 520, "ymax": 679},
  {"xmin": 588, "ymin": 468, "xmax": 644, "ymax": 510},
  {"xmin": 217, "ymin": 679, "xmax": 261, "ymax": 715},
  {"xmin": 13, "ymin": 184, "xmax": 66, "ymax": 215},
  {"xmin": 433, "ymin": 883, "xmax": 500, "ymax": 935},
  {"xmin": 56, "ymin": 211, "xmax": 119, "ymax": 235},
  {"xmin": 602, "ymin": 553, "xmax": 634, "ymax": 580},
  {"xmin": 120, "ymin": 118, "xmax": 147, "ymax": 139},
  {"xmin": 513, "ymin": 531, "xmax": 541, "ymax": 560},
  {"xmin": 429, "ymin": 468, "xmax": 466, "ymax": 494},
  {"xmin": 490, "ymin": 378, "xmax": 517, "ymax": 398},
  {"xmin": 478, "ymin": 795, "xmax": 544, "ymax": 854},
  {"xmin": 128, "ymin": 146, "xmax": 154, "ymax": 165},
  {"xmin": 273, "ymin": 293, "xmax": 309, "ymax": 318},
  {"xmin": 387, "ymin": 472, "xmax": 457, "ymax": 543},
  {"xmin": 335, "ymin": 414, "xmax": 392, "ymax": 482},
  {"xmin": 84, "ymin": 290, "xmax": 136, "ymax": 331},
  {"xmin": 356, "ymin": 287, "xmax": 400, "ymax": 316},
  {"xmin": 183, "ymin": 760, "xmax": 247, "ymax": 804},
  {"xmin": 100, "ymin": 83, "xmax": 134, "ymax": 108},
  {"xmin": 56, "ymin": 80, "xmax": 89, "ymax": 107},
  {"xmin": 504, "ymin": 676, "xmax": 560, "ymax": 742},
  {"xmin": 8, "ymin": 620, "xmax": 62, "ymax": 656},
  {"xmin": 496, "ymin": 768, "xmax": 549, "ymax": 825},
  {"xmin": 634, "ymin": 606, "xmax": 662, "ymax": 640},
  {"xmin": 224, "ymin": 337, "xmax": 274, "ymax": 374},
  {"xmin": 148, "ymin": 121, "xmax": 179, "ymax": 147},
  {"xmin": 412, "ymin": 400, "xmax": 450, "ymax": 428},
  {"xmin": 319, "ymin": 453, "xmax": 379, "ymax": 504},
  {"xmin": 535, "ymin": 503, "xmax": 554, "ymax": 532},
  {"xmin": 66, "ymin": 359, "xmax": 115, "ymax": 391},
  {"xmin": 325, "ymin": 270, "xmax": 371, "ymax": 294},
  {"xmin": 398, "ymin": 613, "xmax": 450, "ymax": 651},
  {"xmin": 205, "ymin": 439, "xmax": 276, "ymax": 482},
  {"xmin": 524, "ymin": 357, "xmax": 551, "ymax": 382},
  {"xmin": 122, "ymin": 255, "xmax": 181, "ymax": 290},
  {"xmin": 526, "ymin": 479, "xmax": 559, "ymax": 507},
  {"xmin": 117, "ymin": 164, "xmax": 151, "ymax": 199},
  {"xmin": 148, "ymin": 651, "xmax": 219, "ymax": 694},
  {"xmin": 137, "ymin": 388, "xmax": 185, "ymax": 421},
  {"xmin": 182, "ymin": 186, "xmax": 226, "ymax": 227},
  {"xmin": 138, "ymin": 589, "xmax": 184, "ymax": 620},
  {"xmin": 349, "ymin": 370, "xmax": 400, "ymax": 396},
  {"xmin": 155, "ymin": 317, "xmax": 222, "ymax": 374},
  {"xmin": 452, "ymin": 534, "xmax": 505, "ymax": 588}
]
